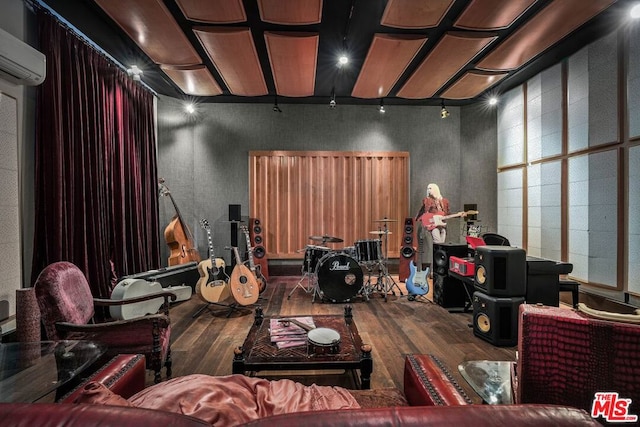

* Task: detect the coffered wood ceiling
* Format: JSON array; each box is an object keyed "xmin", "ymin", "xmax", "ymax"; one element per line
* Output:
[{"xmin": 43, "ymin": 0, "xmax": 631, "ymax": 105}]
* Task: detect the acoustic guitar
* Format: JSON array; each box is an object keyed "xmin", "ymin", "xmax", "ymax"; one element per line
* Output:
[
  {"xmin": 229, "ymin": 246, "xmax": 259, "ymax": 306},
  {"xmin": 240, "ymin": 225, "xmax": 267, "ymax": 293},
  {"xmin": 420, "ymin": 210, "xmax": 479, "ymax": 231},
  {"xmin": 195, "ymin": 219, "xmax": 230, "ymax": 303}
]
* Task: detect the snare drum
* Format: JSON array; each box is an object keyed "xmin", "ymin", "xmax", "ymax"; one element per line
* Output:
[
  {"xmin": 316, "ymin": 253, "xmax": 363, "ymax": 302},
  {"xmin": 355, "ymin": 239, "xmax": 382, "ymax": 263},
  {"xmin": 302, "ymin": 245, "xmax": 331, "ymax": 273}
]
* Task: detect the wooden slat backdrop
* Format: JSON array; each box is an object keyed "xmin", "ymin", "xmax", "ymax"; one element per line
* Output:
[{"xmin": 250, "ymin": 151, "xmax": 410, "ymax": 260}]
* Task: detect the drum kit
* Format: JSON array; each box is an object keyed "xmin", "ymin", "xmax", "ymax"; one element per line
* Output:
[{"xmin": 287, "ymin": 218, "xmax": 403, "ymax": 303}]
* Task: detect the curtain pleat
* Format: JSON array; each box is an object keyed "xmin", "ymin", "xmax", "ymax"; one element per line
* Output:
[{"xmin": 31, "ymin": 10, "xmax": 161, "ymax": 297}]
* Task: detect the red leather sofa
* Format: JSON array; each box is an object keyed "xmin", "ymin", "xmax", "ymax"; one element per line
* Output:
[{"xmin": 0, "ymin": 352, "xmax": 600, "ymax": 426}]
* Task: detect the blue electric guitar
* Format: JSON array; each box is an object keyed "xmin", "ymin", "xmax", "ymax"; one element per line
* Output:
[{"xmin": 406, "ymin": 233, "xmax": 429, "ymax": 300}]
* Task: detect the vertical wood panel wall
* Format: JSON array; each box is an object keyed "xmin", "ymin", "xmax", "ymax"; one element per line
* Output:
[{"xmin": 250, "ymin": 151, "xmax": 409, "ymax": 259}]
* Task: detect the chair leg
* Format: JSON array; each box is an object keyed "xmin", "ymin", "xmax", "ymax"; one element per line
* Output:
[{"xmin": 165, "ymin": 347, "xmax": 172, "ymax": 379}]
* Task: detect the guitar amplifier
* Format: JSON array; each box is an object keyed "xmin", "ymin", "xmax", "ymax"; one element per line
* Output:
[{"xmin": 449, "ymin": 256, "xmax": 475, "ymax": 277}]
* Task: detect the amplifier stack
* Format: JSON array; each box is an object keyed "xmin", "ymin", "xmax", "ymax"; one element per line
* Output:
[{"xmin": 472, "ymin": 245, "xmax": 526, "ymax": 347}]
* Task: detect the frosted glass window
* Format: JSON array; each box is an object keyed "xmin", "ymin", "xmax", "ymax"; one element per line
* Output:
[
  {"xmin": 497, "ymin": 168, "xmax": 523, "ymax": 247},
  {"xmin": 527, "ymin": 161, "xmax": 562, "ymax": 260},
  {"xmin": 629, "ymin": 25, "xmax": 640, "ymax": 139},
  {"xmin": 497, "ymin": 87, "xmax": 524, "ymax": 167},
  {"xmin": 568, "ymin": 150, "xmax": 617, "ymax": 287},
  {"xmin": 527, "ymin": 64, "xmax": 562, "ymax": 161},
  {"xmin": 567, "ymin": 32, "xmax": 618, "ymax": 152},
  {"xmin": 629, "ymin": 146, "xmax": 640, "ymax": 295}
]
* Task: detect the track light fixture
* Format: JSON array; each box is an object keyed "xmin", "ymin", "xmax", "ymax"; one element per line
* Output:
[
  {"xmin": 126, "ymin": 65, "xmax": 143, "ymax": 81},
  {"xmin": 272, "ymin": 96, "xmax": 282, "ymax": 113},
  {"xmin": 440, "ymin": 100, "xmax": 450, "ymax": 119},
  {"xmin": 329, "ymin": 88, "xmax": 337, "ymax": 109},
  {"xmin": 378, "ymin": 99, "xmax": 386, "ymax": 114}
]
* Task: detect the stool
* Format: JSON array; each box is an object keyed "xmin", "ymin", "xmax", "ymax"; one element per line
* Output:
[{"xmin": 558, "ymin": 280, "xmax": 580, "ymax": 308}]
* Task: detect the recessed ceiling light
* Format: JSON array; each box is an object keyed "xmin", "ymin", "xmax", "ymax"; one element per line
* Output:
[
  {"xmin": 185, "ymin": 103, "xmax": 195, "ymax": 114},
  {"xmin": 488, "ymin": 97, "xmax": 498, "ymax": 106},
  {"xmin": 631, "ymin": 3, "xmax": 640, "ymax": 19},
  {"xmin": 338, "ymin": 55, "xmax": 349, "ymax": 65}
]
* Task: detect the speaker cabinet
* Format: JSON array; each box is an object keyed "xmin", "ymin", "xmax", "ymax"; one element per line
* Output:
[
  {"xmin": 229, "ymin": 204, "xmax": 241, "ymax": 222},
  {"xmin": 472, "ymin": 291, "xmax": 524, "ymax": 347},
  {"xmin": 433, "ymin": 274, "xmax": 468, "ymax": 309},
  {"xmin": 399, "ymin": 217, "xmax": 416, "ymax": 282},
  {"xmin": 248, "ymin": 217, "xmax": 269, "ymax": 280},
  {"xmin": 474, "ymin": 246, "xmax": 526, "ymax": 297},
  {"xmin": 433, "ymin": 243, "xmax": 468, "ymax": 278}
]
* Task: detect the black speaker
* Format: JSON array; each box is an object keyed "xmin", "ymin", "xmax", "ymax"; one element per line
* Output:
[
  {"xmin": 248, "ymin": 217, "xmax": 269, "ymax": 280},
  {"xmin": 474, "ymin": 246, "xmax": 526, "ymax": 297},
  {"xmin": 472, "ymin": 291, "xmax": 524, "ymax": 347},
  {"xmin": 433, "ymin": 274, "xmax": 468, "ymax": 308},
  {"xmin": 433, "ymin": 243, "xmax": 468, "ymax": 278},
  {"xmin": 229, "ymin": 204, "xmax": 241, "ymax": 222},
  {"xmin": 399, "ymin": 217, "xmax": 416, "ymax": 282}
]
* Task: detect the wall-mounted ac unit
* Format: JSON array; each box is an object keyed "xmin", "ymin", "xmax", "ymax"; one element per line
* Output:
[{"xmin": 0, "ymin": 27, "xmax": 46, "ymax": 86}]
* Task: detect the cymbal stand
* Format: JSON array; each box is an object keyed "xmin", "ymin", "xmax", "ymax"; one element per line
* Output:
[
  {"xmin": 288, "ymin": 253, "xmax": 315, "ymax": 300},
  {"xmin": 377, "ymin": 220, "xmax": 403, "ymax": 299}
]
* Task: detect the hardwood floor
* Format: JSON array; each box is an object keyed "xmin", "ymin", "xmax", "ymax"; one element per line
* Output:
[{"xmin": 161, "ymin": 275, "xmax": 516, "ymax": 403}]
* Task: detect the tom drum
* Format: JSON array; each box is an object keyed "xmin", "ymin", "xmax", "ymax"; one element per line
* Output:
[
  {"xmin": 302, "ymin": 245, "xmax": 331, "ymax": 273},
  {"xmin": 355, "ymin": 239, "xmax": 382, "ymax": 263}
]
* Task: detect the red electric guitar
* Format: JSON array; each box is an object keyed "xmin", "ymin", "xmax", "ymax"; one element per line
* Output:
[{"xmin": 420, "ymin": 210, "xmax": 478, "ymax": 231}]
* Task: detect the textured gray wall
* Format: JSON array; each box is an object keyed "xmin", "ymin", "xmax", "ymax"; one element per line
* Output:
[{"xmin": 157, "ymin": 96, "xmax": 498, "ymax": 265}]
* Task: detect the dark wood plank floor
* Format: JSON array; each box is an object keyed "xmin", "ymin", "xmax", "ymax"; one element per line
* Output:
[{"xmin": 160, "ymin": 275, "xmax": 517, "ymax": 403}]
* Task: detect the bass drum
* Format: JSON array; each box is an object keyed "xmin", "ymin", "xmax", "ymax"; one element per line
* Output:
[{"xmin": 315, "ymin": 253, "xmax": 363, "ymax": 303}]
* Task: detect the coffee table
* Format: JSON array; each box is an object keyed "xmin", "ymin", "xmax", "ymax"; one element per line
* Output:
[
  {"xmin": 458, "ymin": 360, "xmax": 514, "ymax": 404},
  {"xmin": 0, "ymin": 340, "xmax": 106, "ymax": 402},
  {"xmin": 233, "ymin": 306, "xmax": 372, "ymax": 389}
]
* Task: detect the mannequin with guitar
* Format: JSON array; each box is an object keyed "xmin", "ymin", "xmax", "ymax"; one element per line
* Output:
[{"xmin": 412, "ymin": 183, "xmax": 473, "ymax": 283}]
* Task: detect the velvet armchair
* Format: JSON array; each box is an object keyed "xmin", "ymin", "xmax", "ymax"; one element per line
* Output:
[{"xmin": 34, "ymin": 261, "xmax": 176, "ymax": 383}]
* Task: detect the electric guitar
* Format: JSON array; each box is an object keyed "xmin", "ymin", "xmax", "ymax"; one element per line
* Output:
[
  {"xmin": 406, "ymin": 233, "xmax": 429, "ymax": 298},
  {"xmin": 420, "ymin": 210, "xmax": 479, "ymax": 231},
  {"xmin": 240, "ymin": 225, "xmax": 267, "ymax": 294},
  {"xmin": 196, "ymin": 219, "xmax": 230, "ymax": 303},
  {"xmin": 229, "ymin": 246, "xmax": 259, "ymax": 306}
]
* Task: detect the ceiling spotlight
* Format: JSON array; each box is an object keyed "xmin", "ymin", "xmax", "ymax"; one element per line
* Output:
[
  {"xmin": 126, "ymin": 65, "xmax": 143, "ymax": 81},
  {"xmin": 185, "ymin": 103, "xmax": 195, "ymax": 114},
  {"xmin": 273, "ymin": 96, "xmax": 282, "ymax": 113},
  {"xmin": 378, "ymin": 99, "xmax": 386, "ymax": 114},
  {"xmin": 338, "ymin": 54, "xmax": 349, "ymax": 66},
  {"xmin": 488, "ymin": 97, "xmax": 498, "ymax": 106},
  {"xmin": 329, "ymin": 89, "xmax": 337, "ymax": 109},
  {"xmin": 631, "ymin": 3, "xmax": 640, "ymax": 18},
  {"xmin": 440, "ymin": 100, "xmax": 450, "ymax": 119}
]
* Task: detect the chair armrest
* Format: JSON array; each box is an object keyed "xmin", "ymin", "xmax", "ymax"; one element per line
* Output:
[
  {"xmin": 403, "ymin": 354, "xmax": 472, "ymax": 406},
  {"xmin": 94, "ymin": 291, "xmax": 177, "ymax": 306},
  {"xmin": 55, "ymin": 313, "xmax": 170, "ymax": 334}
]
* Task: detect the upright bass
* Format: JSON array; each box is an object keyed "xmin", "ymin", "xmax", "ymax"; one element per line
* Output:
[{"xmin": 158, "ymin": 178, "xmax": 201, "ymax": 266}]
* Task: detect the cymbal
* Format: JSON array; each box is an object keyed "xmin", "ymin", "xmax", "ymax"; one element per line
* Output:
[
  {"xmin": 373, "ymin": 218, "xmax": 397, "ymax": 222},
  {"xmin": 369, "ymin": 230, "xmax": 393, "ymax": 235},
  {"xmin": 309, "ymin": 235, "xmax": 344, "ymax": 243}
]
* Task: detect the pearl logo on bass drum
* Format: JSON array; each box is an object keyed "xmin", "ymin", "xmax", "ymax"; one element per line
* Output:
[{"xmin": 449, "ymin": 256, "xmax": 475, "ymax": 277}]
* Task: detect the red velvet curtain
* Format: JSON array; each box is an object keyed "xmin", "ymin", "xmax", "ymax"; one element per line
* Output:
[{"xmin": 31, "ymin": 10, "xmax": 161, "ymax": 297}]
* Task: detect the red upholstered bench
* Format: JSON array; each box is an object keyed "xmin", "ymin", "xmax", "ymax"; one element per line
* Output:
[{"xmin": 59, "ymin": 354, "xmax": 146, "ymax": 402}]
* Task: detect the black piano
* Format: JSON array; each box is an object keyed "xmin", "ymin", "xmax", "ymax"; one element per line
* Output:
[{"xmin": 525, "ymin": 256, "xmax": 573, "ymax": 306}]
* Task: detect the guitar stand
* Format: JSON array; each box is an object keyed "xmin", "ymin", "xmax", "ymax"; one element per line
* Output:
[{"xmin": 191, "ymin": 301, "xmax": 248, "ymax": 319}]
